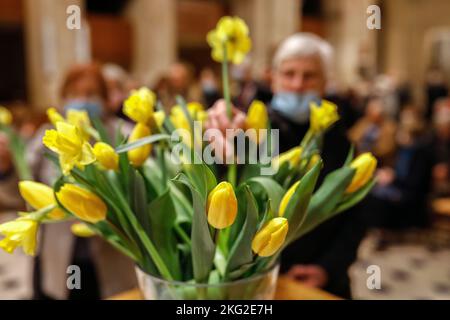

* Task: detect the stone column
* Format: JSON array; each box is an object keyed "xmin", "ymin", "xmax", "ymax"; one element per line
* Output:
[
  {"xmin": 323, "ymin": 0, "xmax": 379, "ymax": 89},
  {"xmin": 125, "ymin": 0, "xmax": 177, "ymax": 87},
  {"xmin": 231, "ymin": 0, "xmax": 302, "ymax": 78},
  {"xmin": 24, "ymin": 0, "xmax": 90, "ymax": 109}
]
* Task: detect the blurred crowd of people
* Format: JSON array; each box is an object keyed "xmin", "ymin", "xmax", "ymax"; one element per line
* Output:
[{"xmin": 0, "ymin": 32, "xmax": 449, "ymax": 300}]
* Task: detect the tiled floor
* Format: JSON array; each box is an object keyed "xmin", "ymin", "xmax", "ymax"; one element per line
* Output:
[{"xmin": 350, "ymin": 229, "xmax": 450, "ymax": 299}]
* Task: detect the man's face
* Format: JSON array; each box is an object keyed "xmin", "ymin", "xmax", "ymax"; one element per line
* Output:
[{"xmin": 272, "ymin": 55, "xmax": 326, "ymax": 96}]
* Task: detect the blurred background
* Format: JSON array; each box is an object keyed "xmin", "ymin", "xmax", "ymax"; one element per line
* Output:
[{"xmin": 0, "ymin": 0, "xmax": 449, "ymax": 299}]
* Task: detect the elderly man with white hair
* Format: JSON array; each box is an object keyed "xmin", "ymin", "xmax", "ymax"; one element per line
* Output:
[{"xmin": 206, "ymin": 33, "xmax": 363, "ymax": 298}]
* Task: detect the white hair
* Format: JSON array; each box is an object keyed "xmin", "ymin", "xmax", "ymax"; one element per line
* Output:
[{"xmin": 272, "ymin": 33, "xmax": 334, "ymax": 80}]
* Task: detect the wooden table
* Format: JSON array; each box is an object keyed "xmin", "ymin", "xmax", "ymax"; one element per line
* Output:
[{"xmin": 109, "ymin": 275, "xmax": 341, "ymax": 300}]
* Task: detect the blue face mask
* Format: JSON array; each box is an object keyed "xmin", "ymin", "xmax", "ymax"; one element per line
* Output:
[
  {"xmin": 63, "ymin": 99, "xmax": 104, "ymax": 119},
  {"xmin": 271, "ymin": 92, "xmax": 321, "ymax": 124}
]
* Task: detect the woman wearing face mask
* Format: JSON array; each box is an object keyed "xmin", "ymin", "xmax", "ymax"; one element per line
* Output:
[
  {"xmin": 206, "ymin": 34, "xmax": 362, "ymax": 298},
  {"xmin": 0, "ymin": 63, "xmax": 136, "ymax": 300}
]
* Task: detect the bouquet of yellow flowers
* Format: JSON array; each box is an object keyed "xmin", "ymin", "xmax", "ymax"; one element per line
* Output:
[{"xmin": 0, "ymin": 17, "xmax": 376, "ymax": 300}]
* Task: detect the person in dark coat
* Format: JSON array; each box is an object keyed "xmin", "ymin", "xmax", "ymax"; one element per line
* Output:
[{"xmin": 206, "ymin": 33, "xmax": 364, "ymax": 298}]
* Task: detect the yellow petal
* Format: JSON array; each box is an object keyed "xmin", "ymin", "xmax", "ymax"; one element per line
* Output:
[
  {"xmin": 71, "ymin": 223, "xmax": 96, "ymax": 237},
  {"xmin": 278, "ymin": 180, "xmax": 301, "ymax": 217},
  {"xmin": 127, "ymin": 123, "xmax": 151, "ymax": 167},
  {"xmin": 346, "ymin": 153, "xmax": 377, "ymax": 193},
  {"xmin": 207, "ymin": 182, "xmax": 238, "ymax": 229},
  {"xmin": 46, "ymin": 108, "xmax": 65, "ymax": 126},
  {"xmin": 57, "ymin": 184, "xmax": 107, "ymax": 223},
  {"xmin": 252, "ymin": 217, "xmax": 288, "ymax": 257},
  {"xmin": 93, "ymin": 142, "xmax": 119, "ymax": 171}
]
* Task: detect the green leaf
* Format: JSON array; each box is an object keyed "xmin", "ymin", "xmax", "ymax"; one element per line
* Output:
[
  {"xmin": 246, "ymin": 177, "xmax": 285, "ymax": 214},
  {"xmin": 91, "ymin": 116, "xmax": 111, "ymax": 144},
  {"xmin": 148, "ymin": 189, "xmax": 182, "ymax": 280},
  {"xmin": 294, "ymin": 166, "xmax": 355, "ymax": 240},
  {"xmin": 344, "ymin": 145, "xmax": 355, "ymax": 166},
  {"xmin": 334, "ymin": 178, "xmax": 376, "ymax": 214},
  {"xmin": 184, "ymin": 162, "xmax": 217, "ymax": 198},
  {"xmin": 115, "ymin": 133, "xmax": 170, "ymax": 153},
  {"xmin": 283, "ymin": 160, "xmax": 321, "ymax": 244},
  {"xmin": 169, "ymin": 181, "xmax": 193, "ymax": 224},
  {"xmin": 173, "ymin": 174, "xmax": 215, "ymax": 283},
  {"xmin": 225, "ymin": 186, "xmax": 259, "ymax": 275}
]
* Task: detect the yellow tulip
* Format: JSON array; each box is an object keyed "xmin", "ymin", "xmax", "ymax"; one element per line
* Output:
[
  {"xmin": 346, "ymin": 152, "xmax": 377, "ymax": 193},
  {"xmin": 170, "ymin": 103, "xmax": 206, "ymax": 149},
  {"xmin": 272, "ymin": 147, "xmax": 302, "ymax": 170},
  {"xmin": 278, "ymin": 180, "xmax": 300, "ymax": 217},
  {"xmin": 245, "ymin": 100, "xmax": 268, "ymax": 143},
  {"xmin": 71, "ymin": 223, "xmax": 96, "ymax": 237},
  {"xmin": 42, "ymin": 122, "xmax": 96, "ymax": 175},
  {"xmin": 56, "ymin": 184, "xmax": 107, "ymax": 223},
  {"xmin": 309, "ymin": 100, "xmax": 340, "ymax": 133},
  {"xmin": 93, "ymin": 142, "xmax": 119, "ymax": 171},
  {"xmin": 0, "ymin": 218, "xmax": 38, "ymax": 255},
  {"xmin": 19, "ymin": 181, "xmax": 65, "ymax": 220},
  {"xmin": 46, "ymin": 108, "xmax": 65, "ymax": 126},
  {"xmin": 206, "ymin": 182, "xmax": 238, "ymax": 229},
  {"xmin": 252, "ymin": 217, "xmax": 288, "ymax": 257},
  {"xmin": 128, "ymin": 123, "xmax": 151, "ymax": 167},
  {"xmin": 123, "ymin": 87, "xmax": 156, "ymax": 124},
  {"xmin": 0, "ymin": 106, "xmax": 12, "ymax": 125},
  {"xmin": 207, "ymin": 16, "xmax": 252, "ymax": 65}
]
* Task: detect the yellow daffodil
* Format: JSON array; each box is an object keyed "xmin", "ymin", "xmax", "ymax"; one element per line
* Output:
[
  {"xmin": 206, "ymin": 181, "xmax": 238, "ymax": 229},
  {"xmin": 278, "ymin": 180, "xmax": 300, "ymax": 217},
  {"xmin": 56, "ymin": 184, "xmax": 107, "ymax": 223},
  {"xmin": 207, "ymin": 16, "xmax": 252, "ymax": 65},
  {"xmin": 245, "ymin": 100, "xmax": 268, "ymax": 143},
  {"xmin": 46, "ymin": 108, "xmax": 65, "ymax": 126},
  {"xmin": 346, "ymin": 152, "xmax": 377, "ymax": 193},
  {"xmin": 153, "ymin": 110, "xmax": 166, "ymax": 128},
  {"xmin": 309, "ymin": 100, "xmax": 340, "ymax": 133},
  {"xmin": 19, "ymin": 181, "xmax": 65, "ymax": 220},
  {"xmin": 42, "ymin": 122, "xmax": 96, "ymax": 175},
  {"xmin": 93, "ymin": 142, "xmax": 119, "ymax": 171},
  {"xmin": 123, "ymin": 87, "xmax": 156, "ymax": 125},
  {"xmin": 71, "ymin": 223, "xmax": 96, "ymax": 237},
  {"xmin": 272, "ymin": 147, "xmax": 302, "ymax": 170},
  {"xmin": 128, "ymin": 123, "xmax": 151, "ymax": 167},
  {"xmin": 251, "ymin": 217, "xmax": 288, "ymax": 257},
  {"xmin": 66, "ymin": 109, "xmax": 91, "ymax": 140},
  {"xmin": 0, "ymin": 218, "xmax": 38, "ymax": 255},
  {"xmin": 0, "ymin": 106, "xmax": 12, "ymax": 125}
]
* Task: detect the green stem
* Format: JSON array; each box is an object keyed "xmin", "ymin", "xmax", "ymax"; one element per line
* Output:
[
  {"xmin": 158, "ymin": 145, "xmax": 167, "ymax": 189},
  {"xmin": 221, "ymin": 42, "xmax": 232, "ymax": 120}
]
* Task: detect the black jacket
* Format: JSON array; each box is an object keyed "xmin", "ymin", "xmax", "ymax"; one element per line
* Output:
[{"xmin": 269, "ymin": 107, "xmax": 364, "ymax": 298}]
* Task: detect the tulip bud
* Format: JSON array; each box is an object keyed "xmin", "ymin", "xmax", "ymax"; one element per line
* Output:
[
  {"xmin": 206, "ymin": 182, "xmax": 238, "ymax": 229},
  {"xmin": 56, "ymin": 184, "xmax": 107, "ymax": 223},
  {"xmin": 346, "ymin": 152, "xmax": 377, "ymax": 193},
  {"xmin": 278, "ymin": 180, "xmax": 300, "ymax": 217},
  {"xmin": 252, "ymin": 217, "xmax": 288, "ymax": 257},
  {"xmin": 93, "ymin": 142, "xmax": 119, "ymax": 171},
  {"xmin": 245, "ymin": 100, "xmax": 268, "ymax": 143},
  {"xmin": 310, "ymin": 100, "xmax": 340, "ymax": 133},
  {"xmin": 0, "ymin": 106, "xmax": 12, "ymax": 126},
  {"xmin": 128, "ymin": 123, "xmax": 152, "ymax": 167},
  {"xmin": 71, "ymin": 223, "xmax": 96, "ymax": 237},
  {"xmin": 272, "ymin": 147, "xmax": 302, "ymax": 169},
  {"xmin": 19, "ymin": 181, "xmax": 65, "ymax": 220}
]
